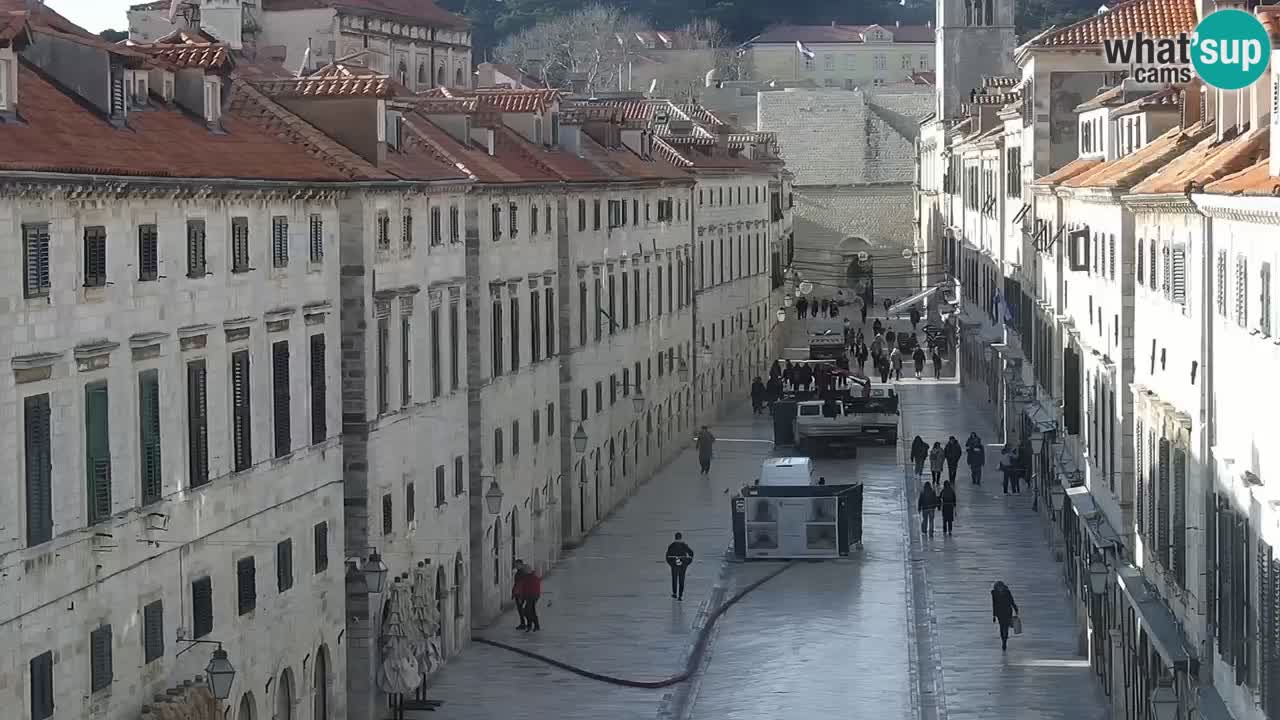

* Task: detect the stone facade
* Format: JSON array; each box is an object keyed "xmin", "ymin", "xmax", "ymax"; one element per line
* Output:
[{"xmin": 748, "ymin": 24, "xmax": 933, "ymax": 90}]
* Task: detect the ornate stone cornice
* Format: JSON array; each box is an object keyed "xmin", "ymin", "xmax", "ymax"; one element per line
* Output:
[
  {"xmin": 1191, "ymin": 201, "xmax": 1280, "ymax": 225},
  {"xmin": 1123, "ymin": 193, "xmax": 1197, "ymax": 215}
]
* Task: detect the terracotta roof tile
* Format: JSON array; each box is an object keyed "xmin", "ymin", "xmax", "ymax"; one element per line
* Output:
[
  {"xmin": 1203, "ymin": 159, "xmax": 1280, "ymax": 196},
  {"xmin": 1064, "ymin": 123, "xmax": 1211, "ymax": 189},
  {"xmin": 423, "ymin": 87, "xmax": 561, "ymax": 113},
  {"xmin": 0, "ymin": 64, "xmax": 350, "ymax": 181},
  {"xmin": 910, "ymin": 71, "xmax": 935, "ymax": 85},
  {"xmin": 1033, "ymin": 158, "xmax": 1103, "ymax": 186},
  {"xmin": 1133, "ymin": 127, "xmax": 1268, "ymax": 194},
  {"xmin": 983, "ymin": 75, "xmax": 1018, "ymax": 88},
  {"xmin": 254, "ymin": 63, "xmax": 399, "ymax": 97},
  {"xmin": 1032, "ymin": 0, "xmax": 1197, "ymax": 47},
  {"xmin": 33, "ymin": 26, "xmax": 155, "ymax": 66},
  {"xmin": 1112, "ymin": 85, "xmax": 1180, "ymax": 117},
  {"xmin": 408, "ymin": 118, "xmax": 560, "ymax": 183},
  {"xmin": 0, "ymin": 10, "xmax": 26, "ymax": 45},
  {"xmin": 132, "ymin": 39, "xmax": 231, "ymax": 70},
  {"xmin": 261, "ymin": 0, "xmax": 467, "ymax": 29},
  {"xmin": 676, "ymin": 103, "xmax": 724, "ymax": 126},
  {"xmin": 1075, "ymin": 85, "xmax": 1127, "ymax": 112},
  {"xmin": 570, "ymin": 98, "xmax": 657, "ymax": 123}
]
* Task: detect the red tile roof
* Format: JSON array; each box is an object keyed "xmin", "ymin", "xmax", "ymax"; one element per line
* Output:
[
  {"xmin": 424, "ymin": 87, "xmax": 562, "ymax": 114},
  {"xmin": 0, "ymin": 63, "xmax": 350, "ymax": 181},
  {"xmin": 1064, "ymin": 123, "xmax": 1211, "ymax": 189},
  {"xmin": 261, "ymin": 0, "xmax": 467, "ymax": 30},
  {"xmin": 0, "ymin": 0, "xmax": 91, "ymax": 36},
  {"xmin": 0, "ymin": 9, "xmax": 27, "ymax": 45},
  {"xmin": 1112, "ymin": 85, "xmax": 1180, "ymax": 117},
  {"xmin": 1031, "ymin": 0, "xmax": 1197, "ymax": 47},
  {"xmin": 1131, "ymin": 126, "xmax": 1267, "ymax": 194},
  {"xmin": 1203, "ymin": 159, "xmax": 1280, "ymax": 196},
  {"xmin": 910, "ymin": 71, "xmax": 936, "ymax": 85},
  {"xmin": 131, "ymin": 33, "xmax": 232, "ymax": 70},
  {"xmin": 407, "ymin": 118, "xmax": 561, "ymax": 184},
  {"xmin": 34, "ymin": 26, "xmax": 155, "ymax": 66},
  {"xmin": 1032, "ymin": 158, "xmax": 1102, "ymax": 186},
  {"xmin": 754, "ymin": 23, "xmax": 934, "ymax": 44},
  {"xmin": 254, "ymin": 63, "xmax": 400, "ymax": 97}
]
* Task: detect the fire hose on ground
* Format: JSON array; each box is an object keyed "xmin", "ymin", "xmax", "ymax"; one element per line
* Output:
[{"xmin": 471, "ymin": 561, "xmax": 796, "ymax": 689}]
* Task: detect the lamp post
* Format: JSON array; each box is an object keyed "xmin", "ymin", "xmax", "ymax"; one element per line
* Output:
[
  {"xmin": 676, "ymin": 357, "xmax": 690, "ymax": 382},
  {"xmin": 776, "ymin": 308, "xmax": 786, "ymax": 323},
  {"xmin": 362, "ymin": 551, "xmax": 389, "ymax": 594},
  {"xmin": 484, "ymin": 478, "xmax": 504, "ymax": 515},
  {"xmin": 631, "ymin": 389, "xmax": 646, "ymax": 412},
  {"xmin": 1088, "ymin": 559, "xmax": 1109, "ymax": 596},
  {"xmin": 175, "ymin": 638, "xmax": 237, "ymax": 701},
  {"xmin": 1150, "ymin": 682, "xmax": 1179, "ymax": 720},
  {"xmin": 573, "ymin": 423, "xmax": 588, "ymax": 453}
]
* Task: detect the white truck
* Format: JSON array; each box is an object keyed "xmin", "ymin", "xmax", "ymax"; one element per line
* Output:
[{"xmin": 792, "ymin": 386, "xmax": 900, "ymax": 455}]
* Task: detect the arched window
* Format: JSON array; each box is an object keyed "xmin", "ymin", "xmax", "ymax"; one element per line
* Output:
[
  {"xmin": 417, "ymin": 63, "xmax": 427, "ymax": 85},
  {"xmin": 436, "ymin": 66, "xmax": 445, "ymax": 86},
  {"xmin": 313, "ymin": 647, "xmax": 330, "ymax": 720},
  {"xmin": 238, "ymin": 692, "xmax": 256, "ymax": 720},
  {"xmin": 453, "ymin": 552, "xmax": 465, "ymax": 617},
  {"xmin": 276, "ymin": 668, "xmax": 294, "ymax": 720},
  {"xmin": 397, "ymin": 60, "xmax": 407, "ymax": 87},
  {"xmin": 455, "ymin": 67, "xmax": 465, "ymax": 87}
]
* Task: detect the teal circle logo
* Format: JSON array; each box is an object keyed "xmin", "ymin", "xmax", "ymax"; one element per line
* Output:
[{"xmin": 1192, "ymin": 9, "xmax": 1272, "ymax": 90}]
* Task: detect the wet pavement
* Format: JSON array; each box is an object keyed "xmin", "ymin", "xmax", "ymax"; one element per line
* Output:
[{"xmin": 422, "ymin": 317, "xmax": 1105, "ymax": 720}]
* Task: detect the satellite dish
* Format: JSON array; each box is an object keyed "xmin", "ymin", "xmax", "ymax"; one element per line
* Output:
[
  {"xmin": 857, "ymin": 251, "xmax": 869, "ymax": 262},
  {"xmin": 901, "ymin": 248, "xmax": 914, "ymax": 259}
]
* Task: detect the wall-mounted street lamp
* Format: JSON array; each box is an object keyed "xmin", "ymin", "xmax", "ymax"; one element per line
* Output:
[
  {"xmin": 174, "ymin": 638, "xmax": 237, "ymax": 701},
  {"xmin": 344, "ymin": 547, "xmax": 389, "ymax": 594},
  {"xmin": 479, "ymin": 476, "xmax": 504, "ymax": 515},
  {"xmin": 572, "ymin": 423, "xmax": 588, "ymax": 453},
  {"xmin": 676, "ymin": 358, "xmax": 690, "ymax": 382},
  {"xmin": 776, "ymin": 308, "xmax": 787, "ymax": 323},
  {"xmin": 1088, "ymin": 560, "xmax": 1109, "ymax": 596},
  {"xmin": 631, "ymin": 389, "xmax": 646, "ymax": 412}
]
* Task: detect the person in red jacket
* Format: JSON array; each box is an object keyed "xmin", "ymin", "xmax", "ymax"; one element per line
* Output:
[{"xmin": 516, "ymin": 566, "xmax": 542, "ymax": 632}]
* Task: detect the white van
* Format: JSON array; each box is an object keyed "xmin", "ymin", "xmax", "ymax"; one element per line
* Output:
[{"xmin": 760, "ymin": 457, "xmax": 817, "ymax": 486}]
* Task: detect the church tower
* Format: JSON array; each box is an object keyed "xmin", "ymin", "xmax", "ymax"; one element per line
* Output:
[{"xmin": 935, "ymin": 0, "xmax": 1017, "ymax": 118}]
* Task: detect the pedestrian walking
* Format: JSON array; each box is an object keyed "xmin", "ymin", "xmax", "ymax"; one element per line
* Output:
[
  {"xmin": 860, "ymin": 301, "xmax": 868, "ymax": 324},
  {"xmin": 929, "ymin": 442, "xmax": 945, "ymax": 484},
  {"xmin": 991, "ymin": 581, "xmax": 1020, "ymax": 651},
  {"xmin": 939, "ymin": 480, "xmax": 958, "ymax": 535},
  {"xmin": 782, "ymin": 360, "xmax": 795, "ymax": 390},
  {"xmin": 519, "ymin": 566, "xmax": 542, "ymax": 632},
  {"xmin": 666, "ymin": 532, "xmax": 695, "ymax": 600},
  {"xmin": 912, "ymin": 346, "xmax": 926, "ymax": 379},
  {"xmin": 829, "ymin": 302, "xmax": 839, "ymax": 318},
  {"xmin": 965, "ymin": 432, "xmax": 985, "ymax": 485},
  {"xmin": 750, "ymin": 377, "xmax": 766, "ymax": 415},
  {"xmin": 878, "ymin": 354, "xmax": 891, "ymax": 384},
  {"xmin": 513, "ymin": 560, "xmax": 531, "ymax": 630},
  {"xmin": 873, "ymin": 318, "xmax": 883, "ymax": 337},
  {"xmin": 910, "ymin": 436, "xmax": 929, "ymax": 477},
  {"xmin": 917, "ymin": 481, "xmax": 939, "ymax": 537},
  {"xmin": 999, "ymin": 444, "xmax": 1020, "ymax": 494},
  {"xmin": 931, "ymin": 346, "xmax": 943, "ymax": 380},
  {"xmin": 890, "ymin": 347, "xmax": 904, "ymax": 381},
  {"xmin": 769, "ymin": 360, "xmax": 781, "ymax": 381},
  {"xmin": 797, "ymin": 296, "xmax": 808, "ymax": 319},
  {"xmin": 883, "ymin": 297, "xmax": 892, "ymax": 313},
  {"xmin": 695, "ymin": 426, "xmax": 716, "ymax": 474},
  {"xmin": 944, "ymin": 436, "xmax": 963, "ymax": 483},
  {"xmin": 909, "ymin": 306, "xmax": 921, "ymax": 331},
  {"xmin": 855, "ymin": 342, "xmax": 868, "ymax": 372}
]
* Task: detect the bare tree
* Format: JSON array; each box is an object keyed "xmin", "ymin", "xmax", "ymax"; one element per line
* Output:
[
  {"xmin": 496, "ymin": 4, "xmax": 648, "ymax": 94},
  {"xmin": 681, "ymin": 18, "xmax": 753, "ymax": 83}
]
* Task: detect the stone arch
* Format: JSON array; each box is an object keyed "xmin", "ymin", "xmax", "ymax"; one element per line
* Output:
[
  {"xmin": 417, "ymin": 62, "xmax": 427, "ymax": 85},
  {"xmin": 313, "ymin": 645, "xmax": 330, "ymax": 720},
  {"xmin": 397, "ymin": 59, "xmax": 407, "ymax": 86},
  {"xmin": 238, "ymin": 692, "xmax": 257, "ymax": 720},
  {"xmin": 455, "ymin": 67, "xmax": 465, "ymax": 87},
  {"xmin": 276, "ymin": 667, "xmax": 295, "ymax": 720},
  {"xmin": 436, "ymin": 65, "xmax": 445, "ymax": 86}
]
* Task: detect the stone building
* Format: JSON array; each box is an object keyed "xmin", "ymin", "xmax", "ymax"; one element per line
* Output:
[
  {"xmin": 127, "ymin": 0, "xmax": 472, "ymax": 89},
  {"xmin": 0, "ymin": 16, "xmax": 349, "ymax": 720},
  {"xmin": 747, "ymin": 23, "xmax": 934, "ymax": 90}
]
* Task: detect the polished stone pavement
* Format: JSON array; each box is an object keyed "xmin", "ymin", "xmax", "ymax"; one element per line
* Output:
[{"xmin": 420, "ymin": 321, "xmax": 1105, "ymax": 720}]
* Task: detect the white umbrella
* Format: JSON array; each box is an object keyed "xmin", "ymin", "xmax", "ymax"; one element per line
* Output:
[
  {"xmin": 411, "ymin": 565, "xmax": 444, "ymax": 674},
  {"xmin": 375, "ymin": 581, "xmax": 422, "ymax": 695}
]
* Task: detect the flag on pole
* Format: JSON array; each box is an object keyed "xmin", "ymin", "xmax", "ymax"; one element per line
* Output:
[
  {"xmin": 296, "ymin": 47, "xmax": 311, "ymax": 77},
  {"xmin": 167, "ymin": 0, "xmax": 181, "ymax": 22},
  {"xmin": 795, "ymin": 40, "xmax": 815, "ymax": 59}
]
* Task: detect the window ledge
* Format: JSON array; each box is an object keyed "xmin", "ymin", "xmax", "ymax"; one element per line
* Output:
[
  {"xmin": 265, "ymin": 306, "xmax": 296, "ymax": 323},
  {"xmin": 223, "ymin": 316, "xmax": 257, "ymax": 331},
  {"xmin": 12, "ymin": 350, "xmax": 63, "ymax": 371}
]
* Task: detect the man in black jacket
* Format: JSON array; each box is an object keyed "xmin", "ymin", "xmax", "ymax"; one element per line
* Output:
[
  {"xmin": 943, "ymin": 436, "xmax": 963, "ymax": 483},
  {"xmin": 665, "ymin": 532, "xmax": 695, "ymax": 600}
]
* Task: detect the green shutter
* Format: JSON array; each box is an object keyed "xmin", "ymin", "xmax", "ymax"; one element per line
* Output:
[
  {"xmin": 191, "ymin": 576, "xmax": 213, "ymax": 638},
  {"xmin": 89, "ymin": 624, "xmax": 113, "ymax": 692},
  {"xmin": 139, "ymin": 370, "xmax": 162, "ymax": 505},
  {"xmin": 313, "ymin": 521, "xmax": 328, "ymax": 573},
  {"xmin": 143, "ymin": 599, "xmax": 164, "ymax": 663},
  {"xmin": 310, "ymin": 334, "xmax": 326, "ymax": 444},
  {"xmin": 187, "ymin": 361, "xmax": 209, "ymax": 487},
  {"xmin": 277, "ymin": 538, "xmax": 293, "ymax": 592},
  {"xmin": 237, "ymin": 557, "xmax": 256, "ymax": 614},
  {"xmin": 231, "ymin": 351, "xmax": 251, "ymax": 472},
  {"xmin": 85, "ymin": 382, "xmax": 112, "ymax": 525},
  {"xmin": 29, "ymin": 651, "xmax": 54, "ymax": 720},
  {"xmin": 24, "ymin": 394, "xmax": 53, "ymax": 546},
  {"xmin": 272, "ymin": 341, "xmax": 291, "ymax": 458}
]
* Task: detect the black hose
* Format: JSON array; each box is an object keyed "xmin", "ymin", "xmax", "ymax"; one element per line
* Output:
[{"xmin": 471, "ymin": 561, "xmax": 796, "ymax": 689}]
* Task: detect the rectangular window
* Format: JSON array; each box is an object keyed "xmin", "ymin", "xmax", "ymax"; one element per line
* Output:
[
  {"xmin": 607, "ymin": 273, "xmax": 616, "ymax": 335},
  {"xmin": 510, "ymin": 294, "xmax": 520, "ymax": 369},
  {"xmin": 1137, "ymin": 238, "xmax": 1145, "ymax": 286},
  {"xmin": 1262, "ymin": 262, "xmax": 1273, "ymax": 335},
  {"xmin": 454, "ymin": 456, "xmax": 464, "ymax": 495},
  {"xmin": 580, "ymin": 388, "xmax": 588, "ymax": 420},
  {"xmin": 271, "ymin": 216, "xmax": 289, "ymax": 268},
  {"xmin": 85, "ymin": 381, "xmax": 112, "ymax": 525},
  {"xmin": 430, "ymin": 305, "xmax": 442, "ymax": 397},
  {"xmin": 231, "ymin": 217, "xmax": 250, "ymax": 272},
  {"xmin": 187, "ymin": 360, "xmax": 209, "ymax": 487},
  {"xmin": 137, "ymin": 224, "xmax": 159, "ymax": 281},
  {"xmin": 435, "ymin": 465, "xmax": 446, "ymax": 507},
  {"xmin": 632, "ymin": 268, "xmax": 641, "ymax": 322},
  {"xmin": 544, "ymin": 287, "xmax": 555, "ymax": 356},
  {"xmin": 191, "ymin": 576, "xmax": 213, "ymax": 638},
  {"xmin": 309, "ymin": 214, "xmax": 324, "ymax": 262},
  {"xmin": 30, "ymin": 651, "xmax": 54, "ymax": 720},
  {"xmin": 491, "ymin": 204, "xmax": 502, "ymax": 241},
  {"xmin": 236, "ymin": 556, "xmax": 256, "ymax": 614},
  {"xmin": 272, "ymin": 341, "xmax": 291, "ymax": 458},
  {"xmin": 187, "ymin": 219, "xmax": 207, "ymax": 278},
  {"xmin": 231, "ymin": 350, "xmax": 252, "ymax": 472},
  {"xmin": 450, "ymin": 299, "xmax": 461, "ymax": 390},
  {"xmin": 377, "ymin": 317, "xmax": 389, "ymax": 413},
  {"xmin": 376, "ymin": 211, "xmax": 391, "ymax": 250},
  {"xmin": 24, "ymin": 394, "xmax": 53, "ymax": 546},
  {"xmin": 595, "ymin": 381, "xmax": 603, "ymax": 412},
  {"xmin": 310, "ymin": 334, "xmax": 326, "ymax": 444},
  {"xmin": 494, "ymin": 428, "xmax": 504, "ymax": 465},
  {"xmin": 314, "ymin": 521, "xmax": 329, "ymax": 573},
  {"xmin": 509, "ymin": 202, "xmax": 519, "ymax": 237},
  {"xmin": 89, "ymin": 625, "xmax": 113, "ymax": 692},
  {"xmin": 277, "ymin": 538, "xmax": 293, "ymax": 592},
  {"xmin": 512, "ymin": 420, "xmax": 520, "ymax": 457},
  {"xmin": 530, "ymin": 291, "xmax": 541, "ymax": 362},
  {"xmin": 621, "ymin": 272, "xmax": 629, "ymax": 328},
  {"xmin": 608, "ymin": 199, "xmax": 623, "ymax": 228},
  {"xmin": 530, "ymin": 205, "xmax": 539, "ymax": 235},
  {"xmin": 1171, "ymin": 245, "xmax": 1187, "ymax": 307},
  {"xmin": 594, "ymin": 278, "xmax": 603, "ymax": 342},
  {"xmin": 547, "ymin": 402, "xmax": 555, "ymax": 436},
  {"xmin": 1237, "ymin": 255, "xmax": 1249, "ymax": 328},
  {"xmin": 139, "ymin": 370, "xmax": 162, "ymax": 505},
  {"xmin": 84, "ymin": 226, "xmax": 107, "ymax": 287},
  {"xmin": 1217, "ymin": 250, "xmax": 1228, "ymax": 316},
  {"xmin": 578, "ymin": 199, "xmax": 586, "ymax": 231},
  {"xmin": 401, "ymin": 209, "xmax": 414, "ymax": 251},
  {"xmin": 579, "ymin": 282, "xmax": 588, "ymax": 346},
  {"xmin": 430, "ymin": 207, "xmax": 442, "ymax": 246},
  {"xmin": 401, "ymin": 316, "xmax": 412, "ymax": 405},
  {"xmin": 532, "ymin": 408, "xmax": 541, "ymax": 444},
  {"xmin": 449, "ymin": 206, "xmax": 460, "ymax": 243}
]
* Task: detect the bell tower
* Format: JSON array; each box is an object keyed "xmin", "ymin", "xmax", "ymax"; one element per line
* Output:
[{"xmin": 935, "ymin": 0, "xmax": 1017, "ymax": 118}]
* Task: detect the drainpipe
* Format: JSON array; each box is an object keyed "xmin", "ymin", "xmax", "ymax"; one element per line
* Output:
[{"xmin": 1193, "ymin": 186, "xmax": 1218, "ymax": 675}]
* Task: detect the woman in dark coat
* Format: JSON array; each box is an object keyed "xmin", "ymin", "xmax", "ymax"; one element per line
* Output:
[
  {"xmin": 909, "ymin": 306, "xmax": 921, "ymax": 330},
  {"xmin": 750, "ymin": 377, "xmax": 766, "ymax": 414},
  {"xmin": 912, "ymin": 346, "xmax": 927, "ymax": 378},
  {"xmin": 855, "ymin": 342, "xmax": 869, "ymax": 372},
  {"xmin": 965, "ymin": 432, "xmax": 986, "ymax": 485},
  {"xmin": 931, "ymin": 346, "xmax": 943, "ymax": 379},
  {"xmin": 769, "ymin": 360, "xmax": 782, "ymax": 381},
  {"xmin": 991, "ymin": 581, "xmax": 1020, "ymax": 651},
  {"xmin": 782, "ymin": 361, "xmax": 795, "ymax": 390},
  {"xmin": 910, "ymin": 436, "xmax": 929, "ymax": 477},
  {"xmin": 939, "ymin": 481, "xmax": 957, "ymax": 536}
]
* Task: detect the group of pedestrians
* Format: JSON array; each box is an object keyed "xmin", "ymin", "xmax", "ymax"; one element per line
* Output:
[
  {"xmin": 511, "ymin": 561, "xmax": 543, "ymax": 632},
  {"xmin": 796, "ymin": 296, "xmax": 841, "ymax": 319},
  {"xmin": 847, "ymin": 319, "xmax": 943, "ymax": 384}
]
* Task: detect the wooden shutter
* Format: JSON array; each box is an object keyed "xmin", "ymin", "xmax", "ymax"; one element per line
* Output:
[
  {"xmin": 1265, "ymin": 550, "xmax": 1280, "ymax": 719},
  {"xmin": 187, "ymin": 219, "xmax": 207, "ymax": 277},
  {"xmin": 231, "ymin": 350, "xmax": 251, "ymax": 472},
  {"xmin": 1147, "ymin": 430, "xmax": 1158, "ymax": 544},
  {"xmin": 29, "ymin": 651, "xmax": 54, "ymax": 720},
  {"xmin": 401, "ymin": 317, "xmax": 411, "ymax": 405},
  {"xmin": 277, "ymin": 538, "xmax": 293, "ymax": 592},
  {"xmin": 454, "ymin": 456, "xmax": 463, "ymax": 495},
  {"xmin": 313, "ymin": 521, "xmax": 328, "ymax": 573},
  {"xmin": 23, "ymin": 223, "xmax": 51, "ymax": 298},
  {"xmin": 510, "ymin": 295, "xmax": 520, "ymax": 368},
  {"xmin": 83, "ymin": 226, "xmax": 107, "ymax": 287},
  {"xmin": 435, "ymin": 465, "xmax": 445, "ymax": 507},
  {"xmin": 309, "ymin": 214, "xmax": 323, "ymax": 262},
  {"xmin": 187, "ymin": 361, "xmax": 209, "ymax": 487},
  {"xmin": 430, "ymin": 307, "xmax": 442, "ymax": 398},
  {"xmin": 545, "ymin": 287, "xmax": 555, "ymax": 357},
  {"xmin": 236, "ymin": 557, "xmax": 256, "ymax": 614},
  {"xmin": 271, "ymin": 216, "xmax": 289, "ymax": 268},
  {"xmin": 1237, "ymin": 256, "xmax": 1250, "ymax": 328},
  {"xmin": 231, "ymin": 217, "xmax": 250, "ymax": 272},
  {"xmin": 139, "ymin": 370, "xmax": 163, "ymax": 505},
  {"xmin": 531, "ymin": 290, "xmax": 541, "ymax": 360},
  {"xmin": 85, "ymin": 382, "xmax": 112, "ymax": 525},
  {"xmin": 89, "ymin": 624, "xmax": 113, "ymax": 692},
  {"xmin": 143, "ymin": 599, "xmax": 164, "ymax": 663},
  {"xmin": 1135, "ymin": 419, "xmax": 1145, "ymax": 542},
  {"xmin": 1157, "ymin": 438, "xmax": 1171, "ymax": 569},
  {"xmin": 1171, "ymin": 246, "xmax": 1187, "ymax": 306},
  {"xmin": 272, "ymin": 341, "xmax": 291, "ymax": 458},
  {"xmin": 382, "ymin": 494, "xmax": 393, "ymax": 535},
  {"xmin": 1173, "ymin": 448, "xmax": 1187, "ymax": 587},
  {"xmin": 192, "ymin": 576, "xmax": 213, "ymax": 637},
  {"xmin": 138, "ymin": 224, "xmax": 159, "ymax": 281},
  {"xmin": 406, "ymin": 482, "xmax": 416, "ymax": 523},
  {"xmin": 24, "ymin": 394, "xmax": 53, "ymax": 546},
  {"xmin": 310, "ymin": 334, "xmax": 326, "ymax": 444}
]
